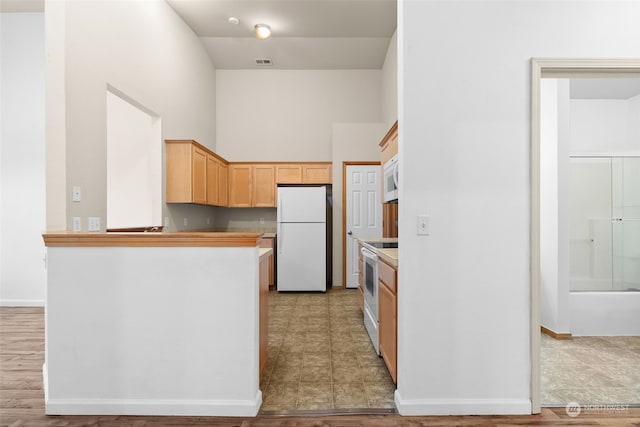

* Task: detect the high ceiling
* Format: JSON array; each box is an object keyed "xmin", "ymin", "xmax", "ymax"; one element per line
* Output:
[{"xmin": 165, "ymin": 0, "xmax": 397, "ymax": 69}]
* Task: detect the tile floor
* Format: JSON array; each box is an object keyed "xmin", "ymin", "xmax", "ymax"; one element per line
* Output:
[
  {"xmin": 260, "ymin": 287, "xmax": 396, "ymax": 413},
  {"xmin": 541, "ymin": 333, "xmax": 640, "ymax": 406}
]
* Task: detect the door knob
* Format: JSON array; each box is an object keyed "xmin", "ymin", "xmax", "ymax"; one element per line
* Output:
[{"xmin": 348, "ymin": 231, "xmax": 353, "ymax": 235}]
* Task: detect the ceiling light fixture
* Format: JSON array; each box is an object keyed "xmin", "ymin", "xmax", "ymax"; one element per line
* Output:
[
  {"xmin": 228, "ymin": 16, "xmax": 239, "ymax": 25},
  {"xmin": 254, "ymin": 24, "xmax": 271, "ymax": 40}
]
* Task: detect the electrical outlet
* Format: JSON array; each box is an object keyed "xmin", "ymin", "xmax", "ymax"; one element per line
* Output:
[
  {"xmin": 88, "ymin": 217, "xmax": 100, "ymax": 232},
  {"xmin": 72, "ymin": 217, "xmax": 82, "ymax": 232},
  {"xmin": 260, "ymin": 217, "xmax": 265, "ymax": 224},
  {"xmin": 72, "ymin": 186, "xmax": 81, "ymax": 202},
  {"xmin": 165, "ymin": 216, "xmax": 170, "ymax": 227},
  {"xmin": 207, "ymin": 217, "xmax": 211, "ymax": 225},
  {"xmin": 183, "ymin": 218, "xmax": 188, "ymax": 227}
]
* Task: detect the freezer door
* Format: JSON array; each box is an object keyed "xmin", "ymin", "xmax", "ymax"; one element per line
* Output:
[
  {"xmin": 277, "ymin": 186, "xmax": 326, "ymax": 223},
  {"xmin": 277, "ymin": 222, "xmax": 326, "ymax": 291}
]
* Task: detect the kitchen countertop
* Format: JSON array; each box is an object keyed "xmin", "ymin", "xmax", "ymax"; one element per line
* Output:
[
  {"xmin": 259, "ymin": 248, "xmax": 273, "ymax": 260},
  {"xmin": 357, "ymin": 237, "xmax": 398, "ymax": 244},
  {"xmin": 357, "ymin": 237, "xmax": 398, "ymax": 268},
  {"xmin": 377, "ymin": 248, "xmax": 398, "ymax": 268},
  {"xmin": 42, "ymin": 231, "xmax": 263, "ymax": 247}
]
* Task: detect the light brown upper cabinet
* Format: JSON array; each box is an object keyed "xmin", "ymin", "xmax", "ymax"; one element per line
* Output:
[
  {"xmin": 275, "ymin": 164, "xmax": 303, "ymax": 184},
  {"xmin": 206, "ymin": 154, "xmax": 219, "ymax": 206},
  {"xmin": 166, "ymin": 140, "xmax": 229, "ymax": 207},
  {"xmin": 303, "ymin": 164, "xmax": 332, "ymax": 184},
  {"xmin": 379, "ymin": 121, "xmax": 398, "ymax": 165},
  {"xmin": 191, "ymin": 146, "xmax": 208, "ymax": 205},
  {"xmin": 167, "ymin": 141, "xmax": 330, "ymax": 208},
  {"xmin": 275, "ymin": 163, "xmax": 332, "ymax": 184},
  {"xmin": 218, "ymin": 162, "xmax": 228, "ymax": 207},
  {"xmin": 228, "ymin": 164, "xmax": 253, "ymax": 207},
  {"xmin": 228, "ymin": 163, "xmax": 276, "ymax": 208},
  {"xmin": 253, "ymin": 164, "xmax": 276, "ymax": 207}
]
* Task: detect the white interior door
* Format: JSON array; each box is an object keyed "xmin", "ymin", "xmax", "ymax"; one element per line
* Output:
[{"xmin": 345, "ymin": 165, "xmax": 382, "ymax": 288}]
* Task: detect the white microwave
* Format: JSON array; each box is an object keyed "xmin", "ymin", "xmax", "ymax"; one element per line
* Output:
[{"xmin": 383, "ymin": 154, "xmax": 399, "ymax": 202}]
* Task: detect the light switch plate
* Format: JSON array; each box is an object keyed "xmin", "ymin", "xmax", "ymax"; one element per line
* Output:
[
  {"xmin": 88, "ymin": 217, "xmax": 100, "ymax": 232},
  {"xmin": 72, "ymin": 217, "xmax": 82, "ymax": 232},
  {"xmin": 72, "ymin": 186, "xmax": 81, "ymax": 202},
  {"xmin": 417, "ymin": 214, "xmax": 429, "ymax": 235}
]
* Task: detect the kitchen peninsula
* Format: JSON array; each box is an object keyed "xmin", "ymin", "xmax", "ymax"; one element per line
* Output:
[{"xmin": 41, "ymin": 231, "xmax": 271, "ymax": 416}]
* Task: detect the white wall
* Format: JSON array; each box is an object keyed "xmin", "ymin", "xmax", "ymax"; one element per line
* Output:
[
  {"xmin": 45, "ymin": 245, "xmax": 261, "ymax": 415},
  {"xmin": 381, "ymin": 31, "xmax": 398, "ymax": 128},
  {"xmin": 570, "ymin": 99, "xmax": 636, "ymax": 152},
  {"xmin": 47, "ymin": 0, "xmax": 217, "ymax": 233},
  {"xmin": 331, "ymin": 123, "xmax": 386, "ymax": 285},
  {"xmin": 215, "ymin": 70, "xmax": 382, "ymax": 161},
  {"xmin": 0, "ymin": 13, "xmax": 46, "ymax": 306},
  {"xmin": 397, "ymin": 0, "xmax": 640, "ymax": 416},
  {"xmin": 540, "ymin": 79, "xmax": 571, "ymax": 334},
  {"xmin": 629, "ymin": 94, "xmax": 640, "ymax": 146}
]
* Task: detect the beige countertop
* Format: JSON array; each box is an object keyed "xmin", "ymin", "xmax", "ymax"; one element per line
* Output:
[
  {"xmin": 259, "ymin": 247, "xmax": 273, "ymax": 260},
  {"xmin": 42, "ymin": 231, "xmax": 263, "ymax": 247},
  {"xmin": 357, "ymin": 237, "xmax": 398, "ymax": 268},
  {"xmin": 377, "ymin": 248, "xmax": 398, "ymax": 268},
  {"xmin": 357, "ymin": 237, "xmax": 398, "ymax": 245}
]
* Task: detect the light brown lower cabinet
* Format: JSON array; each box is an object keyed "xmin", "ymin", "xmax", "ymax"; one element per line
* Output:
[
  {"xmin": 378, "ymin": 259, "xmax": 397, "ymax": 383},
  {"xmin": 259, "ymin": 254, "xmax": 269, "ymax": 379},
  {"xmin": 259, "ymin": 237, "xmax": 275, "ymax": 288}
]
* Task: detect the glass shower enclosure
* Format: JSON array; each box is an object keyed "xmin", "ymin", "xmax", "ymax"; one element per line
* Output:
[{"xmin": 569, "ymin": 156, "xmax": 640, "ymax": 291}]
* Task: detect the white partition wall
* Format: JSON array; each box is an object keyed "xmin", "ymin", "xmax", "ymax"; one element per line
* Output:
[
  {"xmin": 0, "ymin": 13, "xmax": 46, "ymax": 306},
  {"xmin": 45, "ymin": 245, "xmax": 262, "ymax": 416}
]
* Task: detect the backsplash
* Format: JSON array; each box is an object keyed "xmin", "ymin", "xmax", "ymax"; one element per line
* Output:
[{"xmin": 214, "ymin": 207, "xmax": 277, "ymax": 233}]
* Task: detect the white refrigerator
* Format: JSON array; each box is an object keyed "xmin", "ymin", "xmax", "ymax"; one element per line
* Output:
[{"xmin": 277, "ymin": 186, "xmax": 327, "ymax": 292}]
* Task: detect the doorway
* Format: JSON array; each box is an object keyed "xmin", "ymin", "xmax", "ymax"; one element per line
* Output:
[
  {"xmin": 530, "ymin": 58, "xmax": 640, "ymax": 412},
  {"xmin": 342, "ymin": 162, "xmax": 383, "ymax": 289}
]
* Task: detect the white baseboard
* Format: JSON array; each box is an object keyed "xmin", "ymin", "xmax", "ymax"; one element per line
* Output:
[
  {"xmin": 0, "ymin": 299, "xmax": 45, "ymax": 307},
  {"xmin": 43, "ymin": 363, "xmax": 48, "ymax": 402},
  {"xmin": 394, "ymin": 390, "xmax": 531, "ymax": 416},
  {"xmin": 45, "ymin": 390, "xmax": 263, "ymax": 417}
]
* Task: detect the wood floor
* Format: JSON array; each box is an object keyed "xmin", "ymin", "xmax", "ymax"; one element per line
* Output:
[{"xmin": 2, "ymin": 307, "xmax": 640, "ymax": 427}]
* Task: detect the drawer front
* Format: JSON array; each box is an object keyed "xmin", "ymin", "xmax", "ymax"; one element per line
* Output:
[{"xmin": 378, "ymin": 259, "xmax": 397, "ymax": 293}]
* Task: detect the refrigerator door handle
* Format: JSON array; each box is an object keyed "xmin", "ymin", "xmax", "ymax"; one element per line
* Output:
[
  {"xmin": 277, "ymin": 193, "xmax": 282, "ymax": 222},
  {"xmin": 278, "ymin": 223, "xmax": 283, "ymax": 254}
]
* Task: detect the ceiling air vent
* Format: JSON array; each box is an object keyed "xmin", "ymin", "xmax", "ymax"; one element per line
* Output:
[{"xmin": 255, "ymin": 58, "xmax": 273, "ymax": 66}]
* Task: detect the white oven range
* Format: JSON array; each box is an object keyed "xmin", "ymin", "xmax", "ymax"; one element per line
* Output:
[{"xmin": 360, "ymin": 240, "xmax": 398, "ymax": 355}]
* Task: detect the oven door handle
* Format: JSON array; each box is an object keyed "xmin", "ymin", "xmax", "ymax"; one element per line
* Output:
[{"xmin": 361, "ymin": 248, "xmax": 377, "ymax": 262}]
